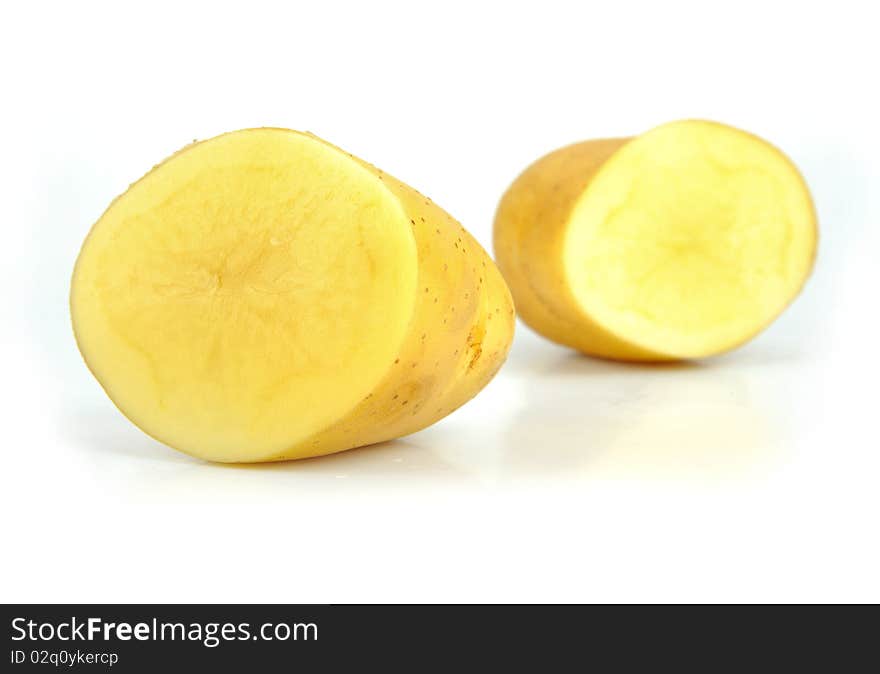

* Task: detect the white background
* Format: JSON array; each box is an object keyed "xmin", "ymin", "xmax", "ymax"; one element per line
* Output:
[{"xmin": 2, "ymin": 0, "xmax": 878, "ymax": 603}]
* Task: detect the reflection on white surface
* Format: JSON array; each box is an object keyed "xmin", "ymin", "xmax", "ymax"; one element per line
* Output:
[
  {"xmin": 497, "ymin": 347, "xmax": 783, "ymax": 480},
  {"xmin": 54, "ymin": 327, "xmax": 815, "ymax": 503}
]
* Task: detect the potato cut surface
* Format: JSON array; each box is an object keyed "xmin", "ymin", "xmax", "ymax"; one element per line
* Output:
[
  {"xmin": 494, "ymin": 120, "xmax": 817, "ymax": 361},
  {"xmin": 73, "ymin": 130, "xmax": 420, "ymax": 461}
]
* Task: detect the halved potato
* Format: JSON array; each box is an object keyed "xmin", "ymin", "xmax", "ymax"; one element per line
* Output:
[
  {"xmin": 72, "ymin": 129, "xmax": 514, "ymax": 462},
  {"xmin": 494, "ymin": 120, "xmax": 817, "ymax": 361}
]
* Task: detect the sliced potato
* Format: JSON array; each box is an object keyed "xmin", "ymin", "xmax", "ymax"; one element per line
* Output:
[
  {"xmin": 72, "ymin": 129, "xmax": 514, "ymax": 462},
  {"xmin": 494, "ymin": 120, "xmax": 817, "ymax": 361}
]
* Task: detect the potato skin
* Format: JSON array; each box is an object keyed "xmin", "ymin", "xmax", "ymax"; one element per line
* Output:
[
  {"xmin": 268, "ymin": 135, "xmax": 515, "ymax": 461},
  {"xmin": 493, "ymin": 138, "xmax": 670, "ymax": 362}
]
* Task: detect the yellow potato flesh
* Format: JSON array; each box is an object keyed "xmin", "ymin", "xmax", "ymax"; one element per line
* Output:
[
  {"xmin": 494, "ymin": 120, "xmax": 817, "ymax": 361},
  {"xmin": 72, "ymin": 129, "xmax": 514, "ymax": 462}
]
